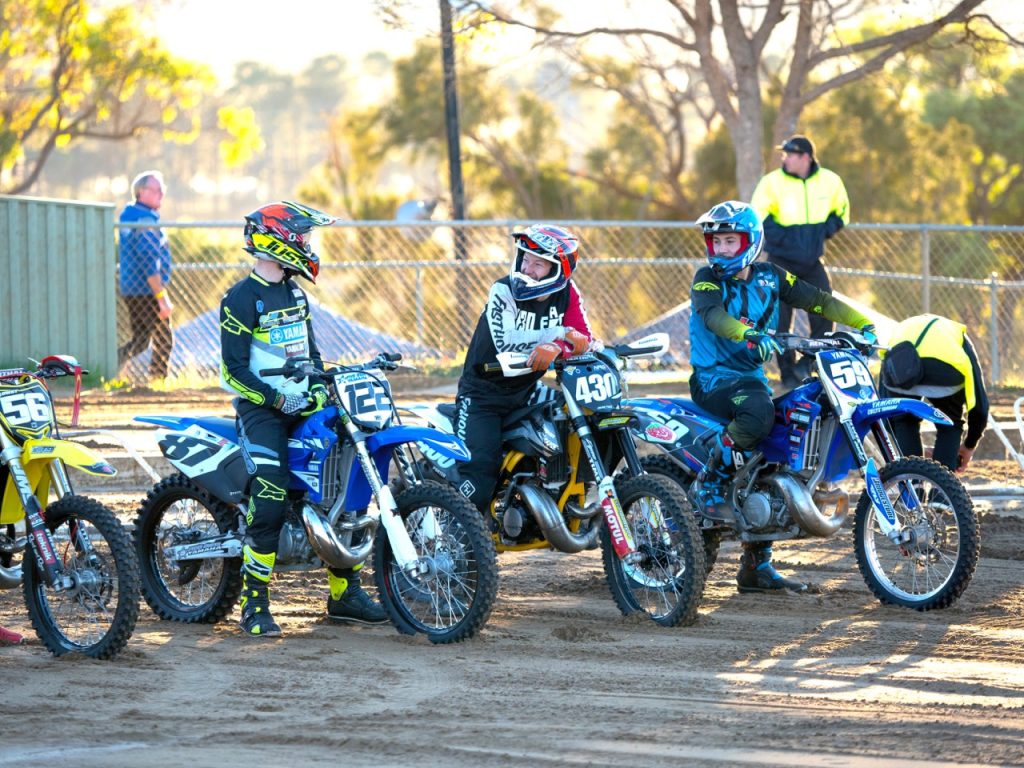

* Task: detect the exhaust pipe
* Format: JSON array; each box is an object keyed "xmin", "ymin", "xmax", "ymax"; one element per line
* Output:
[
  {"xmin": 765, "ymin": 473, "xmax": 848, "ymax": 538},
  {"xmin": 301, "ymin": 504, "xmax": 379, "ymax": 569},
  {"xmin": 0, "ymin": 563, "xmax": 21, "ymax": 589},
  {"xmin": 518, "ymin": 483, "xmax": 601, "ymax": 553}
]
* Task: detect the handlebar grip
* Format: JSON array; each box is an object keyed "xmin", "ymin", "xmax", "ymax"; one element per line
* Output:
[
  {"xmin": 258, "ymin": 367, "xmax": 289, "ymax": 377},
  {"xmin": 481, "ymin": 362, "xmax": 502, "ymax": 374},
  {"xmin": 381, "ymin": 352, "xmax": 403, "ymax": 362}
]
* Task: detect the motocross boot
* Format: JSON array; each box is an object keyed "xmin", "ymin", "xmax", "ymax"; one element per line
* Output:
[
  {"xmin": 696, "ymin": 433, "xmax": 738, "ymax": 522},
  {"xmin": 327, "ymin": 565, "xmax": 388, "ymax": 625},
  {"xmin": 736, "ymin": 542, "xmax": 808, "ymax": 594},
  {"xmin": 239, "ymin": 546, "xmax": 282, "ymax": 637}
]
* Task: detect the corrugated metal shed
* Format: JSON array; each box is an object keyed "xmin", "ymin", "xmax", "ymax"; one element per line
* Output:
[{"xmin": 0, "ymin": 195, "xmax": 116, "ymax": 377}]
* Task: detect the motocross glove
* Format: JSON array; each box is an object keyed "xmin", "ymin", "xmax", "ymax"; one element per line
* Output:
[
  {"xmin": 859, "ymin": 324, "xmax": 878, "ymax": 347},
  {"xmin": 299, "ymin": 384, "xmax": 330, "ymax": 416},
  {"xmin": 527, "ymin": 341, "xmax": 561, "ymax": 372},
  {"xmin": 563, "ymin": 329, "xmax": 590, "ymax": 356},
  {"xmin": 275, "ymin": 391, "xmax": 310, "ymax": 415},
  {"xmin": 743, "ymin": 329, "xmax": 783, "ymax": 362}
]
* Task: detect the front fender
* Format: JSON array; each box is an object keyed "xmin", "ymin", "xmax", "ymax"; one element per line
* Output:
[
  {"xmin": 367, "ymin": 425, "xmax": 470, "ymax": 462},
  {"xmin": 852, "ymin": 398, "xmax": 954, "ymax": 429},
  {"xmin": 22, "ymin": 438, "xmax": 116, "ymax": 476}
]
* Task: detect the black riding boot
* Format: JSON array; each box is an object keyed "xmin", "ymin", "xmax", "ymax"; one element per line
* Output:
[{"xmin": 736, "ymin": 542, "xmax": 807, "ymax": 594}]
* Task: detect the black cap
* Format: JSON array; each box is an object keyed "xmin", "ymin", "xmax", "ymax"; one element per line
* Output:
[
  {"xmin": 881, "ymin": 341, "xmax": 924, "ymax": 390},
  {"xmin": 777, "ymin": 135, "xmax": 815, "ymax": 156}
]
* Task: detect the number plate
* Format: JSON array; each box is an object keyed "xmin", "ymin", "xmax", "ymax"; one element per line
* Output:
[
  {"xmin": 820, "ymin": 350, "xmax": 876, "ymax": 402},
  {"xmin": 336, "ymin": 372, "xmax": 393, "ymax": 429},
  {"xmin": 0, "ymin": 378, "xmax": 55, "ymax": 442},
  {"xmin": 562, "ymin": 360, "xmax": 622, "ymax": 411}
]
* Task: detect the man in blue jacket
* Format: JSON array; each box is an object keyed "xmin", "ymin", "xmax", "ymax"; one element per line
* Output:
[{"xmin": 118, "ymin": 170, "xmax": 173, "ymax": 382}]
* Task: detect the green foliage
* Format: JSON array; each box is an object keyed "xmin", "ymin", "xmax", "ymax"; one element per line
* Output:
[{"xmin": 0, "ymin": 0, "xmax": 214, "ymax": 193}]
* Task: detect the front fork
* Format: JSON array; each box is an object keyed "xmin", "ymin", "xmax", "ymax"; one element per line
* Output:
[
  {"xmin": 345, "ymin": 421, "xmax": 428, "ymax": 576},
  {"xmin": 564, "ymin": 397, "xmax": 638, "ymax": 561},
  {"xmin": 0, "ymin": 439, "xmax": 71, "ymax": 590},
  {"xmin": 840, "ymin": 418, "xmax": 913, "ymax": 545}
]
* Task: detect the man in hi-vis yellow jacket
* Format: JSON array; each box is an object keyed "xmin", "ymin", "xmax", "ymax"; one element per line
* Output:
[{"xmin": 751, "ymin": 135, "xmax": 850, "ymax": 389}]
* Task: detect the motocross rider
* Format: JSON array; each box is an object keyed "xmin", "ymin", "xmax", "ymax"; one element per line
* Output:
[
  {"xmin": 454, "ymin": 224, "xmax": 592, "ymax": 515},
  {"xmin": 689, "ymin": 200, "xmax": 877, "ymax": 593},
  {"xmin": 220, "ymin": 201, "xmax": 386, "ymax": 637}
]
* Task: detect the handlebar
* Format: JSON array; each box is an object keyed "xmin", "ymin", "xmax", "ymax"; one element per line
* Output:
[
  {"xmin": 259, "ymin": 352, "xmax": 404, "ymax": 381},
  {"xmin": 776, "ymin": 331, "xmax": 877, "ymax": 357}
]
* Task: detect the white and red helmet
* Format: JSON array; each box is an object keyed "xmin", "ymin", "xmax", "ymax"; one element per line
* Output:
[{"xmin": 509, "ymin": 224, "xmax": 579, "ymax": 300}]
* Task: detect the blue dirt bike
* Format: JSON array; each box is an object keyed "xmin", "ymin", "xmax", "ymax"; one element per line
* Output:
[
  {"xmin": 132, "ymin": 353, "xmax": 498, "ymax": 643},
  {"xmin": 623, "ymin": 331, "xmax": 979, "ymax": 611}
]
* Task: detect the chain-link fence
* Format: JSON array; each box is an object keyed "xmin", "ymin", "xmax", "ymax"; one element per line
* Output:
[{"xmin": 116, "ymin": 220, "xmax": 1024, "ymax": 385}]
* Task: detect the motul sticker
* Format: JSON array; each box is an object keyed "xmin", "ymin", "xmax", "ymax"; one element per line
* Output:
[
  {"xmin": 645, "ymin": 425, "xmax": 676, "ymax": 442},
  {"xmin": 601, "ymin": 496, "xmax": 635, "ymax": 557}
]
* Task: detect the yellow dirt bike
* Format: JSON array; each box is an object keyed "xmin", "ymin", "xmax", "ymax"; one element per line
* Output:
[{"xmin": 0, "ymin": 355, "xmax": 139, "ymax": 659}]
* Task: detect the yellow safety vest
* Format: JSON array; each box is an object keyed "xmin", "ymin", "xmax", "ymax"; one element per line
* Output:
[
  {"xmin": 750, "ymin": 166, "xmax": 850, "ymax": 227},
  {"xmin": 887, "ymin": 315, "xmax": 975, "ymax": 410}
]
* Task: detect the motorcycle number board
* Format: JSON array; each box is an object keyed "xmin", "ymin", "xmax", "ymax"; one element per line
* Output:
[
  {"xmin": 336, "ymin": 371, "xmax": 393, "ymax": 428},
  {"xmin": 563, "ymin": 361, "xmax": 621, "ymax": 410},
  {"xmin": 819, "ymin": 350, "xmax": 876, "ymax": 403}
]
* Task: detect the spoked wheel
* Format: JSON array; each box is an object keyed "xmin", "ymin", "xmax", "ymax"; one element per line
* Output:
[
  {"xmin": 22, "ymin": 495, "xmax": 140, "ymax": 659},
  {"xmin": 854, "ymin": 457, "xmax": 979, "ymax": 610},
  {"xmin": 601, "ymin": 474, "xmax": 706, "ymax": 627},
  {"xmin": 133, "ymin": 474, "xmax": 242, "ymax": 623},
  {"xmin": 374, "ymin": 481, "xmax": 498, "ymax": 644},
  {"xmin": 635, "ymin": 454, "xmax": 722, "ymax": 574}
]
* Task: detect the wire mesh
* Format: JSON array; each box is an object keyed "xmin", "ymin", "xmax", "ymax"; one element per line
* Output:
[{"xmin": 115, "ymin": 221, "xmax": 1024, "ymax": 386}]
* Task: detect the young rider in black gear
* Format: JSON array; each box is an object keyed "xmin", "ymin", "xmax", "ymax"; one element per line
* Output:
[
  {"xmin": 455, "ymin": 225, "xmax": 592, "ymax": 515},
  {"xmin": 220, "ymin": 201, "xmax": 386, "ymax": 637},
  {"xmin": 689, "ymin": 201, "xmax": 877, "ymax": 594}
]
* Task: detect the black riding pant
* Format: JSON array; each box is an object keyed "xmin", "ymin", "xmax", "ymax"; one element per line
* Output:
[
  {"xmin": 691, "ymin": 375, "xmax": 775, "ymax": 451},
  {"xmin": 772, "ymin": 259, "xmax": 832, "ymax": 382},
  {"xmin": 236, "ymin": 399, "xmax": 300, "ymax": 553},
  {"xmin": 454, "ymin": 383, "xmax": 535, "ymax": 513}
]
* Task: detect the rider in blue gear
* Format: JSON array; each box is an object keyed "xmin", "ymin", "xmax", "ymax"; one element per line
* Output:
[{"xmin": 688, "ymin": 201, "xmax": 876, "ymax": 594}]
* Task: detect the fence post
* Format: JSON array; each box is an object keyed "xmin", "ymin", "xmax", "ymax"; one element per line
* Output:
[
  {"xmin": 920, "ymin": 228, "xmax": 931, "ymax": 313},
  {"xmin": 416, "ymin": 265, "xmax": 425, "ymax": 346},
  {"xmin": 989, "ymin": 272, "xmax": 1000, "ymax": 385}
]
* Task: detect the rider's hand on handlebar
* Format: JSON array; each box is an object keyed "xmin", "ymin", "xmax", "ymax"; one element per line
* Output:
[
  {"xmin": 860, "ymin": 324, "xmax": 878, "ymax": 350},
  {"xmin": 527, "ymin": 341, "xmax": 561, "ymax": 372},
  {"xmin": 564, "ymin": 329, "xmax": 590, "ymax": 356},
  {"xmin": 275, "ymin": 391, "xmax": 311, "ymax": 415},
  {"xmin": 299, "ymin": 383, "xmax": 329, "ymax": 416},
  {"xmin": 743, "ymin": 329, "xmax": 783, "ymax": 362}
]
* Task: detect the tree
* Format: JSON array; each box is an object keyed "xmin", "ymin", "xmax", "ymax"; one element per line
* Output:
[
  {"xmin": 463, "ymin": 0, "xmax": 1016, "ymax": 199},
  {"xmin": 0, "ymin": 0, "xmax": 214, "ymax": 194}
]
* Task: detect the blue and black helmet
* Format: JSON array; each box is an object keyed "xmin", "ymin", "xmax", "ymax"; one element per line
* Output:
[{"xmin": 696, "ymin": 201, "xmax": 764, "ymax": 278}]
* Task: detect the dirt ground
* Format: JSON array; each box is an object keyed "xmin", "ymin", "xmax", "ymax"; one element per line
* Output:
[{"xmin": 2, "ymin": 386, "xmax": 1024, "ymax": 767}]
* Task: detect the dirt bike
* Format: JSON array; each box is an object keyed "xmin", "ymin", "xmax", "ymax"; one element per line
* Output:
[
  {"xmin": 623, "ymin": 331, "xmax": 979, "ymax": 611},
  {"xmin": 0, "ymin": 355, "xmax": 140, "ymax": 658},
  {"xmin": 398, "ymin": 334, "xmax": 707, "ymax": 627},
  {"xmin": 133, "ymin": 353, "xmax": 498, "ymax": 644}
]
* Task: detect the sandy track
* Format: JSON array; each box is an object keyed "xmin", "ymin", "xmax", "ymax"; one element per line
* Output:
[
  {"xmin": 2, "ymin": 389, "xmax": 1023, "ymax": 766},
  {"xmin": 2, "ymin": 511, "xmax": 1023, "ymax": 767}
]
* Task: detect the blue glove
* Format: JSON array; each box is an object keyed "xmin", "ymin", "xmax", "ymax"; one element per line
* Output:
[
  {"xmin": 860, "ymin": 324, "xmax": 878, "ymax": 347},
  {"xmin": 299, "ymin": 383, "xmax": 330, "ymax": 416},
  {"xmin": 743, "ymin": 329, "xmax": 783, "ymax": 362}
]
